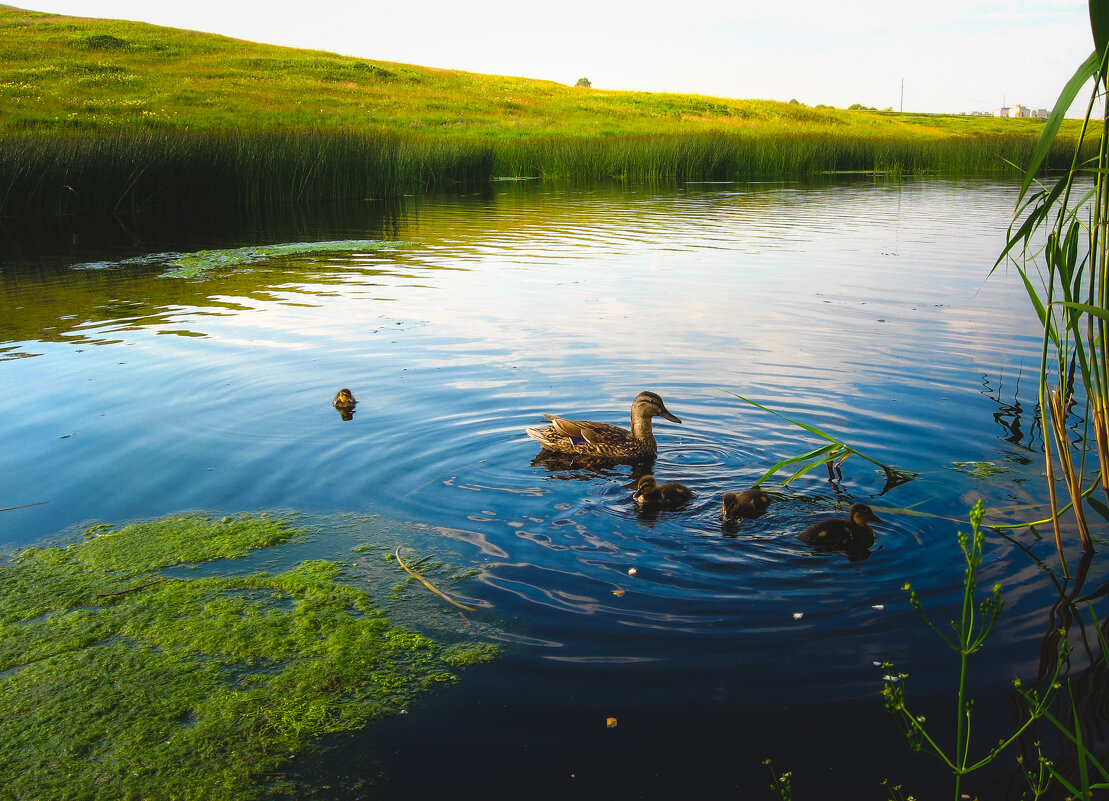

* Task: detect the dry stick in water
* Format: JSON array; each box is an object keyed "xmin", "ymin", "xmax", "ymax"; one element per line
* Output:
[
  {"xmin": 0, "ymin": 502, "xmax": 49, "ymax": 513},
  {"xmin": 394, "ymin": 547, "xmax": 475, "ymax": 611}
]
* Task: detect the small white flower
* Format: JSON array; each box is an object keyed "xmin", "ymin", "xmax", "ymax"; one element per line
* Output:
[{"xmin": 792, "ymin": 612, "xmax": 804, "ymax": 620}]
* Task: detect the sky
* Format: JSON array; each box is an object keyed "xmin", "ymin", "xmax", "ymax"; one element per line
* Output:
[{"xmin": 13, "ymin": 0, "xmax": 1101, "ymax": 115}]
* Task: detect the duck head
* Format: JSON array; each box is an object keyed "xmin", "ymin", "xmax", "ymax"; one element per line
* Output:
[
  {"xmin": 850, "ymin": 503, "xmax": 882, "ymax": 527},
  {"xmin": 632, "ymin": 392, "xmax": 681, "ymax": 424},
  {"xmin": 632, "ymin": 474, "xmax": 659, "ymax": 501}
]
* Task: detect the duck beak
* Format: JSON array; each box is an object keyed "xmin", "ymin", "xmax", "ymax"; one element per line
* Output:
[
  {"xmin": 869, "ymin": 512, "xmax": 884, "ymax": 524},
  {"xmin": 660, "ymin": 410, "xmax": 682, "ymax": 424}
]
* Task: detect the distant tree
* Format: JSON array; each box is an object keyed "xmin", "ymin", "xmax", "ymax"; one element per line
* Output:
[
  {"xmin": 848, "ymin": 103, "xmax": 873, "ymax": 110},
  {"xmin": 788, "ymin": 98, "xmax": 800, "ymax": 104},
  {"xmin": 575, "ymin": 77, "xmax": 592, "ymax": 88}
]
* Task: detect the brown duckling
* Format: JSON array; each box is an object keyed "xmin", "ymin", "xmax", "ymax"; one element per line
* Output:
[
  {"xmin": 798, "ymin": 503, "xmax": 882, "ymax": 549},
  {"xmin": 526, "ymin": 391, "xmax": 681, "ymax": 462},
  {"xmin": 332, "ymin": 388, "xmax": 357, "ymax": 420},
  {"xmin": 332, "ymin": 388, "xmax": 357, "ymax": 409},
  {"xmin": 632, "ymin": 474, "xmax": 694, "ymax": 511},
  {"xmin": 721, "ymin": 488, "xmax": 772, "ymax": 521}
]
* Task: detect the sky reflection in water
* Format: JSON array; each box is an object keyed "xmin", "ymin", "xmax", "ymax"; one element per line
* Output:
[{"xmin": 0, "ymin": 179, "xmax": 1098, "ymax": 798}]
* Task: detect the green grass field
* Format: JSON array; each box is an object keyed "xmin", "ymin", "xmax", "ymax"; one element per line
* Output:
[{"xmin": 0, "ymin": 3, "xmax": 1095, "ymax": 214}]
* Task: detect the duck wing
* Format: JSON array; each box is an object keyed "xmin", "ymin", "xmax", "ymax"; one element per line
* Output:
[{"xmin": 527, "ymin": 415, "xmax": 641, "ymax": 457}]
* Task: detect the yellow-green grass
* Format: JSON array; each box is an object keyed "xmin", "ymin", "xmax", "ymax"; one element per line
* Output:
[{"xmin": 0, "ymin": 3, "xmax": 1094, "ymax": 214}]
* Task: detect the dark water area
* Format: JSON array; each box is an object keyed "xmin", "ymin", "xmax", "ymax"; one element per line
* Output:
[{"xmin": 2, "ymin": 178, "xmax": 1107, "ymax": 799}]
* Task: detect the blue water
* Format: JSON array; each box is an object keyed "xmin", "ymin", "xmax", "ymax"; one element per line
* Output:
[{"xmin": 1, "ymin": 178, "xmax": 1103, "ymax": 799}]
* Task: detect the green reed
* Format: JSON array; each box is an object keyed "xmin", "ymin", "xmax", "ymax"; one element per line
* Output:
[
  {"xmin": 2, "ymin": 126, "xmax": 1091, "ymax": 217},
  {"xmin": 0, "ymin": 129, "xmax": 495, "ymax": 216},
  {"xmin": 998, "ymin": 1, "xmax": 1109, "ymax": 566},
  {"xmin": 492, "ymin": 132, "xmax": 1085, "ymax": 182},
  {"xmin": 724, "ymin": 391, "xmax": 915, "ymax": 492}
]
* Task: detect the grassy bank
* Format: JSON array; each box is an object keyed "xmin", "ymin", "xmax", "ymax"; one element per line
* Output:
[{"xmin": 0, "ymin": 3, "xmax": 1095, "ymax": 214}]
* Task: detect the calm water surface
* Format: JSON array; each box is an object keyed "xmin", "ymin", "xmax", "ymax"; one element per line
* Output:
[{"xmin": 1, "ymin": 179, "xmax": 1104, "ymax": 799}]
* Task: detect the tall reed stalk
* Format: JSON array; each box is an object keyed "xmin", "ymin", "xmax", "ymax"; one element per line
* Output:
[{"xmin": 999, "ymin": 1, "xmax": 1109, "ymax": 567}]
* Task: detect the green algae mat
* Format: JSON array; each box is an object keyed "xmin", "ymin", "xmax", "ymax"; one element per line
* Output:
[{"xmin": 0, "ymin": 513, "xmax": 496, "ymax": 800}]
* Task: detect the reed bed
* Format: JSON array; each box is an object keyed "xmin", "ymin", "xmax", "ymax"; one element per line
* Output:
[
  {"xmin": 1, "ymin": 128, "xmax": 1091, "ymax": 217},
  {"xmin": 494, "ymin": 132, "xmax": 1089, "ymax": 182},
  {"xmin": 0, "ymin": 129, "xmax": 495, "ymax": 216}
]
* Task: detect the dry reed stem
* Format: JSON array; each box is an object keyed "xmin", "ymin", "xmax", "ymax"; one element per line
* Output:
[
  {"xmin": 394, "ymin": 546, "xmax": 476, "ymax": 611},
  {"xmin": 1050, "ymin": 388, "xmax": 1094, "ymax": 554}
]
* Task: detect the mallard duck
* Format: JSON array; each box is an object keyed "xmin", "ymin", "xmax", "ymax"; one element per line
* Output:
[
  {"xmin": 632, "ymin": 474, "xmax": 694, "ymax": 510},
  {"xmin": 332, "ymin": 388, "xmax": 357, "ymax": 410},
  {"xmin": 525, "ymin": 391, "xmax": 681, "ymax": 461},
  {"xmin": 722, "ymin": 488, "xmax": 771, "ymax": 520},
  {"xmin": 798, "ymin": 503, "xmax": 882, "ymax": 549}
]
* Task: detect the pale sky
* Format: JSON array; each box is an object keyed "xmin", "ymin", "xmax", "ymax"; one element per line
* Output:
[{"xmin": 13, "ymin": 0, "xmax": 1101, "ymax": 115}]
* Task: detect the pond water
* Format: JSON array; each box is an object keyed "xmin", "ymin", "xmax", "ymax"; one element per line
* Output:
[{"xmin": 1, "ymin": 178, "xmax": 1106, "ymax": 799}]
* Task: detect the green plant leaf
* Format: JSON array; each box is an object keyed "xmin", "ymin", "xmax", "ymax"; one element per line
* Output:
[
  {"xmin": 1017, "ymin": 51, "xmax": 1099, "ymax": 205},
  {"xmin": 756, "ymin": 444, "xmax": 840, "ymax": 485},
  {"xmin": 1059, "ymin": 300, "xmax": 1109, "ymax": 322},
  {"xmin": 1091, "ymin": 0, "xmax": 1109, "ymax": 78}
]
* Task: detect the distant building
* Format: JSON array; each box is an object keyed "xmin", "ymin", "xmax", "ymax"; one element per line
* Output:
[{"xmin": 993, "ymin": 104, "xmax": 1047, "ymax": 118}]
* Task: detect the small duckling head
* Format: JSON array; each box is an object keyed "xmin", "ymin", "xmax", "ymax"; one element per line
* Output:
[
  {"xmin": 722, "ymin": 488, "xmax": 771, "ymax": 520},
  {"xmin": 850, "ymin": 503, "xmax": 882, "ymax": 527},
  {"xmin": 633, "ymin": 474, "xmax": 659, "ymax": 501},
  {"xmin": 632, "ymin": 392, "xmax": 681, "ymax": 424},
  {"xmin": 333, "ymin": 388, "xmax": 357, "ymax": 409}
]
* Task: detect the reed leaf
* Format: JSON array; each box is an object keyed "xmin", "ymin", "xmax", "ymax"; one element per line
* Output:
[
  {"xmin": 756, "ymin": 444, "xmax": 841, "ymax": 486},
  {"xmin": 1016, "ymin": 50, "xmax": 1099, "ymax": 205},
  {"xmin": 723, "ymin": 391, "xmax": 911, "ymax": 489}
]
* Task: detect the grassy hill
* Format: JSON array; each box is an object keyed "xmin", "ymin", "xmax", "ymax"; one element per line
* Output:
[{"xmin": 0, "ymin": 3, "xmax": 1092, "ymax": 215}]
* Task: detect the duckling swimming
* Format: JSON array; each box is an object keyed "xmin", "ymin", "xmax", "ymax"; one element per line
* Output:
[
  {"xmin": 525, "ymin": 391, "xmax": 681, "ymax": 462},
  {"xmin": 332, "ymin": 388, "xmax": 357, "ymax": 420},
  {"xmin": 798, "ymin": 503, "xmax": 882, "ymax": 549},
  {"xmin": 632, "ymin": 474, "xmax": 694, "ymax": 511},
  {"xmin": 721, "ymin": 488, "xmax": 772, "ymax": 521}
]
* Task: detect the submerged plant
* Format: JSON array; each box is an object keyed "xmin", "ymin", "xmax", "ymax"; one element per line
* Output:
[{"xmin": 0, "ymin": 513, "xmax": 496, "ymax": 800}]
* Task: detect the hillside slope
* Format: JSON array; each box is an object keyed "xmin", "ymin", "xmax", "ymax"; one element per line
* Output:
[{"xmin": 0, "ymin": 4, "xmax": 1063, "ymax": 142}]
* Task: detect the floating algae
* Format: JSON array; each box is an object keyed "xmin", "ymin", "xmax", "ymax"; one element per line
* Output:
[
  {"xmin": 161, "ymin": 240, "xmax": 418, "ymax": 279},
  {"xmin": 0, "ymin": 513, "xmax": 496, "ymax": 800},
  {"xmin": 951, "ymin": 461, "xmax": 1010, "ymax": 479},
  {"xmin": 70, "ymin": 240, "xmax": 417, "ymax": 278}
]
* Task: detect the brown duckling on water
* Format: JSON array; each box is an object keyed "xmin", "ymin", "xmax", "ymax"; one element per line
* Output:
[
  {"xmin": 632, "ymin": 474, "xmax": 694, "ymax": 511},
  {"xmin": 798, "ymin": 503, "xmax": 882, "ymax": 549},
  {"xmin": 721, "ymin": 488, "xmax": 772, "ymax": 521},
  {"xmin": 332, "ymin": 388, "xmax": 357, "ymax": 420},
  {"xmin": 525, "ymin": 391, "xmax": 681, "ymax": 463}
]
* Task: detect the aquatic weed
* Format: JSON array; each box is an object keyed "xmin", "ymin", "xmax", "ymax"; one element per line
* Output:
[{"xmin": 0, "ymin": 512, "xmax": 497, "ymax": 800}]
